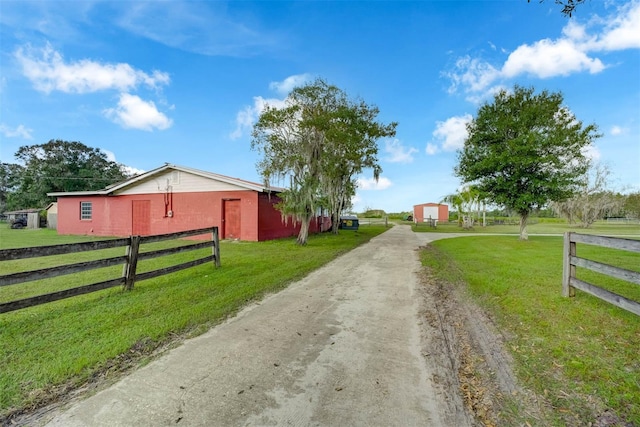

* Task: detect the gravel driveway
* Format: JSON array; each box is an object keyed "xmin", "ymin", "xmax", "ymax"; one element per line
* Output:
[{"xmin": 44, "ymin": 225, "xmax": 474, "ymax": 427}]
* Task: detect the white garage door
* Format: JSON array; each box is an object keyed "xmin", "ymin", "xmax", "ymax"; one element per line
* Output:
[{"xmin": 423, "ymin": 206, "xmax": 439, "ymax": 221}]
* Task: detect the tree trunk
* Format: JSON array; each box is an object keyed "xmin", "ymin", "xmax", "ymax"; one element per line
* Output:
[
  {"xmin": 334, "ymin": 196, "xmax": 346, "ymax": 234},
  {"xmin": 297, "ymin": 218, "xmax": 311, "ymax": 245},
  {"xmin": 482, "ymin": 202, "xmax": 486, "ymax": 227},
  {"xmin": 519, "ymin": 212, "xmax": 529, "ymax": 240},
  {"xmin": 331, "ymin": 212, "xmax": 340, "ymax": 234}
]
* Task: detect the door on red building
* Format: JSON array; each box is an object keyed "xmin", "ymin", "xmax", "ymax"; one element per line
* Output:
[
  {"xmin": 132, "ymin": 200, "xmax": 151, "ymax": 236},
  {"xmin": 223, "ymin": 199, "xmax": 241, "ymax": 239}
]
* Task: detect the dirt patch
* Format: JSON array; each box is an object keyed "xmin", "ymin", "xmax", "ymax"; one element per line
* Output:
[
  {"xmin": 417, "ymin": 245, "xmax": 552, "ymax": 427},
  {"xmin": 416, "ymin": 242, "xmax": 637, "ymax": 427}
]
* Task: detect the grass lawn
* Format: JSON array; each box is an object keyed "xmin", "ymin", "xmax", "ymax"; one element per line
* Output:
[
  {"xmin": 0, "ymin": 224, "xmax": 388, "ymax": 419},
  {"xmin": 413, "ymin": 220, "xmax": 640, "ymax": 236},
  {"xmin": 421, "ymin": 235, "xmax": 640, "ymax": 425}
]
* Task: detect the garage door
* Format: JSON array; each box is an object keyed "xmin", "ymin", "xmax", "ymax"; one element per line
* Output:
[{"xmin": 423, "ymin": 206, "xmax": 439, "ymax": 221}]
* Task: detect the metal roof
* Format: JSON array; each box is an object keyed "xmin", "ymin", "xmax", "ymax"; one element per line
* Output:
[
  {"xmin": 3, "ymin": 208, "xmax": 44, "ymax": 214},
  {"xmin": 47, "ymin": 164, "xmax": 285, "ymax": 197}
]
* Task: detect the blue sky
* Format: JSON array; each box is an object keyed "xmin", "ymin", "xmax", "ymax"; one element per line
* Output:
[{"xmin": 1, "ymin": 0, "xmax": 638, "ymax": 213}]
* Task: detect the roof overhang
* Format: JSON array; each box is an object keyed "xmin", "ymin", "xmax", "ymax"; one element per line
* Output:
[{"xmin": 47, "ymin": 163, "xmax": 285, "ymax": 197}]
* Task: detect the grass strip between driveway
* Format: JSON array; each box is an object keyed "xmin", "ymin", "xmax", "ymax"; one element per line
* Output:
[
  {"xmin": 412, "ymin": 219, "xmax": 640, "ymax": 236},
  {"xmin": 421, "ymin": 235, "xmax": 640, "ymax": 426},
  {"xmin": 0, "ymin": 225, "xmax": 388, "ymax": 419}
]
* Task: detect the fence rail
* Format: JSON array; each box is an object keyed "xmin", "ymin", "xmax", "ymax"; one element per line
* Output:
[
  {"xmin": 357, "ymin": 217, "xmax": 388, "ymax": 226},
  {"xmin": 606, "ymin": 218, "xmax": 640, "ymax": 224},
  {"xmin": 0, "ymin": 227, "xmax": 220, "ymax": 314},
  {"xmin": 562, "ymin": 232, "xmax": 640, "ymax": 316}
]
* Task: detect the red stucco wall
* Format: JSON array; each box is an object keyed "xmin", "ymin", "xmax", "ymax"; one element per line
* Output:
[
  {"xmin": 256, "ymin": 194, "xmax": 331, "ymax": 241},
  {"xmin": 57, "ymin": 191, "xmax": 257, "ymax": 239},
  {"xmin": 257, "ymin": 193, "xmax": 297, "ymax": 241},
  {"xmin": 55, "ymin": 190, "xmax": 328, "ymax": 241},
  {"xmin": 413, "ymin": 203, "xmax": 449, "ymax": 223}
]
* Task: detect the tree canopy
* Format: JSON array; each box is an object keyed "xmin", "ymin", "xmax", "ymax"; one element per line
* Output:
[
  {"xmin": 455, "ymin": 85, "xmax": 601, "ymax": 240},
  {"xmin": 551, "ymin": 164, "xmax": 624, "ymax": 228},
  {"xmin": 528, "ymin": 0, "xmax": 588, "ymax": 17},
  {"xmin": 624, "ymin": 192, "xmax": 640, "ymax": 220},
  {"xmin": 441, "ymin": 186, "xmax": 484, "ymax": 229},
  {"xmin": 2, "ymin": 140, "xmax": 131, "ymax": 211},
  {"xmin": 251, "ymin": 78, "xmax": 396, "ymax": 245}
]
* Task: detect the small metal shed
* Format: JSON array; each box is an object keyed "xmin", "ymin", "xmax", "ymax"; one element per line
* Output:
[
  {"xmin": 46, "ymin": 202, "xmax": 58, "ymax": 229},
  {"xmin": 339, "ymin": 215, "xmax": 359, "ymax": 230}
]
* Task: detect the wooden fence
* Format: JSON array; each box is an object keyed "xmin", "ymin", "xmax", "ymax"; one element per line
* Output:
[
  {"xmin": 358, "ymin": 217, "xmax": 389, "ymax": 226},
  {"xmin": 0, "ymin": 227, "xmax": 220, "ymax": 314},
  {"xmin": 563, "ymin": 232, "xmax": 640, "ymax": 316},
  {"xmin": 414, "ymin": 218, "xmax": 438, "ymax": 228}
]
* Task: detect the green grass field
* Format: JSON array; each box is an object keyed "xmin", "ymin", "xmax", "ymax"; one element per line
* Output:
[
  {"xmin": 421, "ymin": 236, "xmax": 640, "ymax": 425},
  {"xmin": 0, "ymin": 225, "xmax": 388, "ymax": 419},
  {"xmin": 412, "ymin": 219, "xmax": 640, "ymax": 236}
]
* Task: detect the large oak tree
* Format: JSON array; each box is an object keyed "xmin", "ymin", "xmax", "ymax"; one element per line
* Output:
[
  {"xmin": 455, "ymin": 85, "xmax": 600, "ymax": 240},
  {"xmin": 4, "ymin": 140, "xmax": 131, "ymax": 210}
]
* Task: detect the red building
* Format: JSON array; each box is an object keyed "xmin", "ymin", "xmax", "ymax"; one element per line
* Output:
[
  {"xmin": 48, "ymin": 164, "xmax": 329, "ymax": 241},
  {"xmin": 412, "ymin": 203, "xmax": 449, "ymax": 224}
]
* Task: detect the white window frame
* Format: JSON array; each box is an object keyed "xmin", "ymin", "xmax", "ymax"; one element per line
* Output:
[{"xmin": 80, "ymin": 201, "xmax": 92, "ymax": 220}]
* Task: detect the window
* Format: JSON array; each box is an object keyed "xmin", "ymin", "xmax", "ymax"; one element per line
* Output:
[{"xmin": 80, "ymin": 201, "xmax": 92, "ymax": 220}]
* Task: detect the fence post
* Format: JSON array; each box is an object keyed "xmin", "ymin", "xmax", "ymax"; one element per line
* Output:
[
  {"xmin": 212, "ymin": 227, "xmax": 220, "ymax": 268},
  {"xmin": 562, "ymin": 232, "xmax": 576, "ymax": 297},
  {"xmin": 123, "ymin": 235, "xmax": 141, "ymax": 291}
]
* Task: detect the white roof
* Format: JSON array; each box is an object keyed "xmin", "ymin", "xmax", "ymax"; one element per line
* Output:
[{"xmin": 47, "ymin": 163, "xmax": 284, "ymax": 197}]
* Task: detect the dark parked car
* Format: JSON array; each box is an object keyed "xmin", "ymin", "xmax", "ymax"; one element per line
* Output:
[{"xmin": 10, "ymin": 217, "xmax": 28, "ymax": 229}]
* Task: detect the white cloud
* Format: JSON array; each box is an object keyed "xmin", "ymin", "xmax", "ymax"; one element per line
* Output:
[
  {"xmin": 230, "ymin": 96, "xmax": 287, "ymax": 139},
  {"xmin": 357, "ymin": 176, "xmax": 392, "ymax": 190},
  {"xmin": 103, "ymin": 93, "xmax": 173, "ymax": 131},
  {"xmin": 446, "ymin": 2, "xmax": 639, "ymax": 97},
  {"xmin": 0, "ymin": 123, "xmax": 33, "ymax": 139},
  {"xmin": 582, "ymin": 144, "xmax": 601, "ymax": 162},
  {"xmin": 562, "ymin": 20, "xmax": 589, "ymax": 41},
  {"xmin": 384, "ymin": 139, "xmax": 418, "ymax": 163},
  {"xmin": 430, "ymin": 114, "xmax": 472, "ymax": 152},
  {"xmin": 425, "ymin": 143, "xmax": 439, "ymax": 155},
  {"xmin": 269, "ymin": 74, "xmax": 312, "ymax": 96},
  {"xmin": 102, "ymin": 149, "xmax": 118, "ymax": 163},
  {"xmin": 121, "ymin": 165, "xmax": 145, "ymax": 176},
  {"xmin": 14, "ymin": 43, "xmax": 173, "ymax": 131},
  {"xmin": 350, "ymin": 193, "xmax": 362, "ymax": 210},
  {"xmin": 446, "ymin": 56, "xmax": 500, "ymax": 95},
  {"xmin": 610, "ymin": 125, "xmax": 625, "ymax": 135},
  {"xmin": 463, "ymin": 84, "xmax": 506, "ymax": 105},
  {"xmin": 15, "ymin": 43, "xmax": 170, "ymax": 94},
  {"xmin": 587, "ymin": 2, "xmax": 640, "ymax": 51},
  {"xmin": 102, "ymin": 149, "xmax": 145, "ymax": 175},
  {"xmin": 502, "ymin": 38, "xmax": 605, "ymax": 78},
  {"xmin": 231, "ymin": 74, "xmax": 315, "ymax": 139}
]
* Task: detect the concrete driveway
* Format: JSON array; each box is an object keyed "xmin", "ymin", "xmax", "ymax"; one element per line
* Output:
[{"xmin": 44, "ymin": 225, "xmax": 473, "ymax": 427}]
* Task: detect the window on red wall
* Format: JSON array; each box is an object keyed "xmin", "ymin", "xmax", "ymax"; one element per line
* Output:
[{"xmin": 80, "ymin": 201, "xmax": 92, "ymax": 220}]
